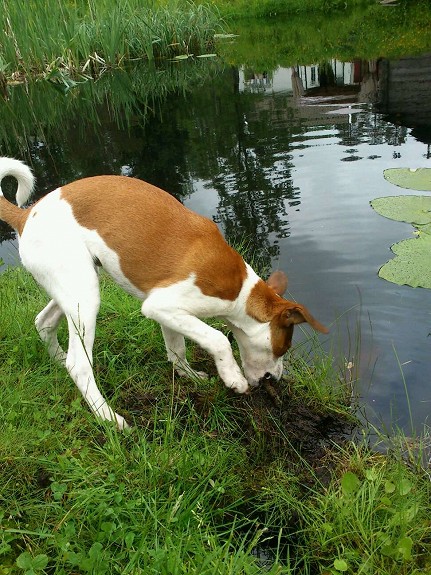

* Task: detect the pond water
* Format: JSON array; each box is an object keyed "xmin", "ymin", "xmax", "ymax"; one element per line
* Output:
[{"xmin": 1, "ymin": 9, "xmax": 430, "ymax": 434}]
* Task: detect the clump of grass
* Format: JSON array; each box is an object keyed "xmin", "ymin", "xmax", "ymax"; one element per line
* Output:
[
  {"xmin": 0, "ymin": 271, "xmax": 264, "ymax": 574},
  {"xmin": 260, "ymin": 441, "xmax": 431, "ymax": 574},
  {"xmin": 1, "ymin": 0, "xmax": 221, "ymax": 81},
  {"xmin": 1, "ymin": 266, "xmax": 430, "ymax": 574}
]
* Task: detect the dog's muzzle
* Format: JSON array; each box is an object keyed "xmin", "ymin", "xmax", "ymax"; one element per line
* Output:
[{"xmin": 259, "ymin": 372, "xmax": 277, "ymax": 386}]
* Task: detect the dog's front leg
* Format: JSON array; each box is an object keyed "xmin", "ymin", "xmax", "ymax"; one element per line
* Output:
[
  {"xmin": 142, "ymin": 301, "xmax": 248, "ymax": 393},
  {"xmin": 160, "ymin": 324, "xmax": 209, "ymax": 380}
]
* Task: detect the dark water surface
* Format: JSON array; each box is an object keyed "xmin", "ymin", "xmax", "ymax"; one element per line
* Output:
[{"xmin": 1, "ymin": 15, "xmax": 431, "ymax": 434}]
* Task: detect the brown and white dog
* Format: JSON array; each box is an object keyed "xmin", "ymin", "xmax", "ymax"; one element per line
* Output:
[{"xmin": 0, "ymin": 157, "xmax": 328, "ymax": 429}]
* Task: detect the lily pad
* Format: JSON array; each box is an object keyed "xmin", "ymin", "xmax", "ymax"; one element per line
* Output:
[
  {"xmin": 416, "ymin": 222, "xmax": 431, "ymax": 235},
  {"xmin": 378, "ymin": 234, "xmax": 431, "ymax": 288},
  {"xmin": 383, "ymin": 168, "xmax": 431, "ymax": 191},
  {"xmin": 370, "ymin": 195, "xmax": 431, "ymax": 226}
]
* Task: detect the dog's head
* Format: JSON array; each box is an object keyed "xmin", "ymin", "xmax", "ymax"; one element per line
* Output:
[{"xmin": 231, "ymin": 270, "xmax": 329, "ymax": 387}]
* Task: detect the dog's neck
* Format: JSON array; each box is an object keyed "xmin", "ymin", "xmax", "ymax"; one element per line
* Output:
[{"xmin": 222, "ymin": 263, "xmax": 268, "ymax": 335}]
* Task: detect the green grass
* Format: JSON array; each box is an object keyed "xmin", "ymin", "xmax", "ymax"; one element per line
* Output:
[
  {"xmin": 0, "ymin": 266, "xmax": 430, "ymax": 574},
  {"xmin": 1, "ymin": 0, "xmax": 221, "ymax": 81},
  {"xmin": 215, "ymin": 2, "xmax": 431, "ymax": 70},
  {"xmin": 260, "ymin": 441, "xmax": 431, "ymax": 574}
]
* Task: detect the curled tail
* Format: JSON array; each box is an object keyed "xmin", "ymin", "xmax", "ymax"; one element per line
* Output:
[
  {"xmin": 0, "ymin": 157, "xmax": 34, "ymax": 206},
  {"xmin": 0, "ymin": 157, "xmax": 35, "ymax": 234}
]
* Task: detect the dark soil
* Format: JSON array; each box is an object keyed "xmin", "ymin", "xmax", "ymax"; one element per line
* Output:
[{"xmin": 120, "ymin": 365, "xmax": 355, "ymax": 488}]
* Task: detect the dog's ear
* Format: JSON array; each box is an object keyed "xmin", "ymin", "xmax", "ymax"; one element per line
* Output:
[
  {"xmin": 280, "ymin": 304, "xmax": 329, "ymax": 334},
  {"xmin": 266, "ymin": 270, "xmax": 288, "ymax": 296}
]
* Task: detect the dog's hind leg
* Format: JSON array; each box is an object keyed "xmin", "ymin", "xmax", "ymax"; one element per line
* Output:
[
  {"xmin": 30, "ymin": 262, "xmax": 128, "ymax": 430},
  {"xmin": 61, "ymin": 291, "xmax": 129, "ymax": 430},
  {"xmin": 35, "ymin": 299, "xmax": 67, "ymax": 364},
  {"xmin": 18, "ymin": 198, "xmax": 128, "ymax": 429},
  {"xmin": 160, "ymin": 324, "xmax": 208, "ymax": 380}
]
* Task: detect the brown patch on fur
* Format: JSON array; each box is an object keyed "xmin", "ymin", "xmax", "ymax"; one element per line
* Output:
[
  {"xmin": 61, "ymin": 176, "xmax": 247, "ymax": 300},
  {"xmin": 247, "ymin": 279, "xmax": 329, "ymax": 357},
  {"xmin": 270, "ymin": 321, "xmax": 295, "ymax": 358},
  {"xmin": 246, "ymin": 279, "xmax": 280, "ymax": 323},
  {"xmin": 0, "ymin": 196, "xmax": 31, "ymax": 235}
]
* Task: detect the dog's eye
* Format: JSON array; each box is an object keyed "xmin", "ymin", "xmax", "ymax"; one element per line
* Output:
[{"xmin": 263, "ymin": 372, "xmax": 272, "ymax": 380}]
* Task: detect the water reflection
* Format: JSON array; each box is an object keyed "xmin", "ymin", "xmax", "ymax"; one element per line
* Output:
[
  {"xmin": 1, "ymin": 48, "xmax": 431, "ymax": 433},
  {"xmin": 376, "ymin": 52, "xmax": 431, "ymax": 157},
  {"xmin": 240, "ymin": 61, "xmax": 368, "ymax": 101}
]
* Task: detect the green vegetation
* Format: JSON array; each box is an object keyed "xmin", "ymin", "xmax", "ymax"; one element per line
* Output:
[
  {"xmin": 0, "ymin": 0, "xmax": 220, "ymax": 81},
  {"xmin": 384, "ymin": 169, "xmax": 431, "ymax": 193},
  {"xmin": 2, "ymin": 0, "xmax": 430, "ymax": 156},
  {"xmin": 216, "ymin": 2, "xmax": 431, "ymax": 69},
  {"xmin": 0, "ymin": 59, "xmax": 222, "ymax": 155},
  {"xmin": 371, "ymin": 169, "xmax": 431, "ymax": 289},
  {"xmin": 2, "ymin": 2, "xmax": 431, "ymax": 572},
  {"xmin": 1, "ymin": 267, "xmax": 430, "ymax": 574},
  {"xmin": 2, "ymin": 0, "xmax": 431, "ymax": 87}
]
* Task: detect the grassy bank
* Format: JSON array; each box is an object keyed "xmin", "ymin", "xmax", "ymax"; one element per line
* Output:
[
  {"xmin": 216, "ymin": 2, "xmax": 431, "ymax": 69},
  {"xmin": 1, "ymin": 0, "xmax": 423, "ymax": 85},
  {"xmin": 1, "ymin": 266, "xmax": 430, "ymax": 574},
  {"xmin": 0, "ymin": 0, "xmax": 220, "ymax": 82}
]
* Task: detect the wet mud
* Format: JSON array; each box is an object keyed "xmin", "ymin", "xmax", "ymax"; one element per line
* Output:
[{"xmin": 121, "ymin": 369, "xmax": 355, "ymax": 486}]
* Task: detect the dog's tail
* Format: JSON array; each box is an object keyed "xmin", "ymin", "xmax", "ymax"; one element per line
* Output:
[
  {"xmin": 0, "ymin": 157, "xmax": 35, "ymax": 233},
  {"xmin": 0, "ymin": 157, "xmax": 34, "ymax": 206}
]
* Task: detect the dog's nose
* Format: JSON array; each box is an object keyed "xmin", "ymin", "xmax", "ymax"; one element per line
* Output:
[{"xmin": 260, "ymin": 372, "xmax": 276, "ymax": 385}]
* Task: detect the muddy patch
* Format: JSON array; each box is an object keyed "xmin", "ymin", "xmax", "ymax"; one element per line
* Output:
[{"xmin": 121, "ymin": 368, "xmax": 355, "ymax": 486}]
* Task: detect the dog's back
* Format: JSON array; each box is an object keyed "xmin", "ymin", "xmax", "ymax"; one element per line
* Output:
[{"xmin": 59, "ymin": 176, "xmax": 247, "ymax": 299}]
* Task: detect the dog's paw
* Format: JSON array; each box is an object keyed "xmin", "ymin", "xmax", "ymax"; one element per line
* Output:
[
  {"xmin": 114, "ymin": 413, "xmax": 130, "ymax": 431},
  {"xmin": 97, "ymin": 406, "xmax": 130, "ymax": 430},
  {"xmin": 226, "ymin": 376, "xmax": 249, "ymax": 394}
]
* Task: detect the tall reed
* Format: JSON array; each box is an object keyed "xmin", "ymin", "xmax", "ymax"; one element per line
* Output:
[{"xmin": 1, "ymin": 0, "xmax": 221, "ymax": 79}]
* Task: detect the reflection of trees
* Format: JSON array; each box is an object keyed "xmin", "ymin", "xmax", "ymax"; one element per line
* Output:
[
  {"xmin": 336, "ymin": 111, "xmax": 408, "ymax": 148},
  {"xmin": 171, "ymin": 67, "xmax": 298, "ymax": 260},
  {"xmin": 212, "ymin": 144, "xmax": 295, "ymax": 259},
  {"xmin": 133, "ymin": 100, "xmax": 192, "ymax": 200},
  {"xmin": 214, "ymin": 181, "xmax": 292, "ymax": 260},
  {"xmin": 0, "ymin": 221, "xmax": 15, "ymax": 242},
  {"xmin": 0, "ymin": 60, "xmax": 417, "ymax": 255},
  {"xmin": 318, "ymin": 62, "xmax": 336, "ymax": 88},
  {"xmin": 0, "ymin": 66, "xmax": 200, "ymax": 210}
]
